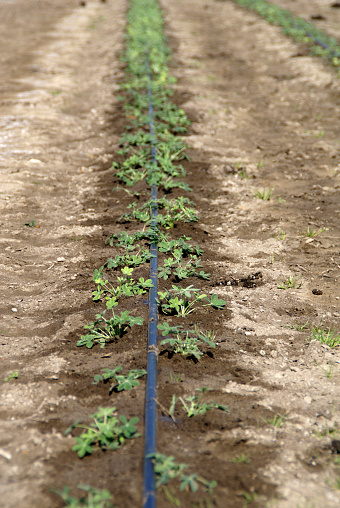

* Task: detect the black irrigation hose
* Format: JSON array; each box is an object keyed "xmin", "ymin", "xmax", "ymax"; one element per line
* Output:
[{"xmin": 143, "ymin": 67, "xmax": 158, "ymax": 508}]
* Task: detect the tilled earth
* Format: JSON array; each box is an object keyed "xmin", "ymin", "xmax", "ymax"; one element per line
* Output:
[{"xmin": 0, "ymin": 0, "xmax": 340, "ymax": 507}]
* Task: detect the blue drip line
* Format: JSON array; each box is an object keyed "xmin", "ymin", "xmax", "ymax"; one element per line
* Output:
[
  {"xmin": 143, "ymin": 66, "xmax": 158, "ymax": 508},
  {"xmin": 292, "ymin": 22, "xmax": 340, "ymax": 58}
]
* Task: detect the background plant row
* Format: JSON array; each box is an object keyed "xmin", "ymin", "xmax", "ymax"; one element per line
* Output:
[{"xmin": 230, "ymin": 0, "xmax": 340, "ymax": 68}]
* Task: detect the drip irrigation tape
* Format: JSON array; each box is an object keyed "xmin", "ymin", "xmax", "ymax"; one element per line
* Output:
[
  {"xmin": 292, "ymin": 22, "xmax": 340, "ymax": 57},
  {"xmin": 143, "ymin": 67, "xmax": 158, "ymax": 508}
]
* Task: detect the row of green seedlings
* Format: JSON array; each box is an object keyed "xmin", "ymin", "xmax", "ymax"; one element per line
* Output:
[
  {"xmin": 231, "ymin": 0, "xmax": 340, "ymax": 69},
  {"xmin": 56, "ymin": 0, "xmax": 227, "ymax": 506}
]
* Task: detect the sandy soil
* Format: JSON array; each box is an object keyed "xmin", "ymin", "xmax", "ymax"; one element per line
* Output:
[{"xmin": 0, "ymin": 0, "xmax": 340, "ymax": 507}]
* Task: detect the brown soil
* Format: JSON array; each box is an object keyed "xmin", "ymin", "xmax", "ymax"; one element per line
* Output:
[{"xmin": 0, "ymin": 0, "xmax": 340, "ymax": 507}]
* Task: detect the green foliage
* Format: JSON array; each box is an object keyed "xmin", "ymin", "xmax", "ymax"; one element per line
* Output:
[
  {"xmin": 277, "ymin": 275, "xmax": 302, "ymax": 289},
  {"xmin": 263, "ymin": 414, "xmax": 286, "ymax": 428},
  {"xmin": 24, "ymin": 220, "xmax": 36, "ymax": 227},
  {"xmin": 77, "ymin": 311, "xmax": 143, "ymax": 349},
  {"xmin": 158, "ymin": 324, "xmax": 216, "ymax": 360},
  {"xmin": 147, "ymin": 452, "xmax": 217, "ymax": 494},
  {"xmin": 231, "ymin": 0, "xmax": 340, "ymax": 69},
  {"xmin": 231, "ymin": 454, "xmax": 251, "ymax": 464},
  {"xmin": 158, "ymin": 249, "xmax": 209, "ymax": 281},
  {"xmin": 304, "ymin": 226, "xmax": 328, "ymax": 238},
  {"xmin": 157, "ymin": 285, "xmax": 226, "ymax": 316},
  {"xmin": 3, "ymin": 371, "xmax": 18, "ymax": 382},
  {"xmin": 93, "ymin": 365, "xmax": 147, "ymax": 392},
  {"xmin": 92, "ymin": 266, "xmax": 153, "ymax": 306},
  {"xmin": 54, "ymin": 484, "xmax": 116, "ymax": 508},
  {"xmin": 69, "ymin": 407, "xmax": 139, "ymax": 458},
  {"xmin": 106, "ymin": 247, "xmax": 154, "ymax": 269},
  {"xmin": 170, "ymin": 388, "xmax": 229, "ymax": 418},
  {"xmin": 308, "ymin": 326, "xmax": 340, "ymax": 348},
  {"xmin": 119, "ymin": 197, "xmax": 199, "ymax": 229},
  {"xmin": 253, "ymin": 188, "xmax": 274, "ymax": 201}
]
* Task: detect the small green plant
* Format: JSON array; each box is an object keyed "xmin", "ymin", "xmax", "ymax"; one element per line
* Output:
[
  {"xmin": 158, "ymin": 324, "xmax": 216, "ymax": 360},
  {"xmin": 275, "ymin": 229, "xmax": 286, "ymax": 241},
  {"xmin": 304, "ymin": 226, "xmax": 328, "ymax": 238},
  {"xmin": 231, "ymin": 453, "xmax": 251, "ymax": 464},
  {"xmin": 314, "ymin": 360, "xmax": 334, "ymax": 379},
  {"xmin": 77, "ymin": 310, "xmax": 143, "ymax": 349},
  {"xmin": 24, "ymin": 220, "xmax": 36, "ymax": 227},
  {"xmin": 69, "ymin": 407, "xmax": 139, "ymax": 458},
  {"xmin": 263, "ymin": 414, "xmax": 286, "ymax": 428},
  {"xmin": 277, "ymin": 275, "xmax": 302, "ymax": 289},
  {"xmin": 169, "ymin": 372, "xmax": 183, "ymax": 383},
  {"xmin": 284, "ymin": 321, "xmax": 309, "ymax": 331},
  {"xmin": 243, "ymin": 491, "xmax": 258, "ymax": 506},
  {"xmin": 54, "ymin": 484, "xmax": 116, "ymax": 508},
  {"xmin": 158, "ymin": 249, "xmax": 209, "ymax": 281},
  {"xmin": 162, "ymin": 485, "xmax": 181, "ymax": 507},
  {"xmin": 170, "ymin": 388, "xmax": 228, "ymax": 418},
  {"xmin": 3, "ymin": 371, "xmax": 18, "ymax": 382},
  {"xmin": 253, "ymin": 188, "xmax": 274, "ymax": 201},
  {"xmin": 314, "ymin": 426, "xmax": 340, "ymax": 439},
  {"xmin": 157, "ymin": 285, "xmax": 226, "ymax": 317},
  {"xmin": 92, "ymin": 266, "xmax": 153, "ymax": 307},
  {"xmin": 106, "ymin": 248, "xmax": 154, "ymax": 269},
  {"xmin": 308, "ymin": 326, "xmax": 340, "ymax": 348},
  {"xmin": 119, "ymin": 197, "xmax": 199, "ymax": 229},
  {"xmin": 148, "ymin": 452, "xmax": 217, "ymax": 493},
  {"xmin": 93, "ymin": 365, "xmax": 147, "ymax": 392}
]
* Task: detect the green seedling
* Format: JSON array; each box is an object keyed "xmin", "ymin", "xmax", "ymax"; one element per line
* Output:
[
  {"xmin": 3, "ymin": 371, "xmax": 18, "ymax": 382},
  {"xmin": 53, "ymin": 484, "xmax": 116, "ymax": 508},
  {"xmin": 158, "ymin": 249, "xmax": 209, "ymax": 281},
  {"xmin": 277, "ymin": 275, "xmax": 302, "ymax": 289},
  {"xmin": 92, "ymin": 266, "xmax": 153, "ymax": 306},
  {"xmin": 308, "ymin": 326, "xmax": 340, "ymax": 348},
  {"xmin": 170, "ymin": 388, "xmax": 229, "ymax": 418},
  {"xmin": 231, "ymin": 0, "xmax": 340, "ymax": 70},
  {"xmin": 275, "ymin": 229, "xmax": 286, "ymax": 241},
  {"xmin": 253, "ymin": 188, "xmax": 274, "ymax": 201},
  {"xmin": 158, "ymin": 324, "xmax": 216, "ymax": 361},
  {"xmin": 243, "ymin": 491, "xmax": 258, "ymax": 506},
  {"xmin": 263, "ymin": 414, "xmax": 286, "ymax": 428},
  {"xmin": 169, "ymin": 372, "xmax": 183, "ymax": 383},
  {"xmin": 304, "ymin": 226, "xmax": 328, "ymax": 238},
  {"xmin": 157, "ymin": 285, "xmax": 226, "ymax": 317},
  {"xmin": 314, "ymin": 360, "xmax": 334, "ymax": 379},
  {"xmin": 93, "ymin": 365, "xmax": 147, "ymax": 392},
  {"xmin": 106, "ymin": 247, "xmax": 154, "ymax": 269},
  {"xmin": 119, "ymin": 197, "xmax": 199, "ymax": 229},
  {"xmin": 158, "ymin": 235, "xmax": 203, "ymax": 257},
  {"xmin": 162, "ymin": 485, "xmax": 181, "ymax": 507},
  {"xmin": 231, "ymin": 454, "xmax": 251, "ymax": 464},
  {"xmin": 284, "ymin": 321, "xmax": 309, "ymax": 331},
  {"xmin": 147, "ymin": 452, "xmax": 217, "ymax": 494},
  {"xmin": 314, "ymin": 426, "xmax": 340, "ymax": 439},
  {"xmin": 77, "ymin": 310, "xmax": 143, "ymax": 349},
  {"xmin": 68, "ymin": 407, "xmax": 139, "ymax": 458},
  {"xmin": 24, "ymin": 220, "xmax": 36, "ymax": 227}
]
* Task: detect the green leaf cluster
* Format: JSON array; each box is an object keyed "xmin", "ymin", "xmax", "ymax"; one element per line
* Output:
[
  {"xmin": 93, "ymin": 365, "xmax": 147, "ymax": 392},
  {"xmin": 71, "ymin": 407, "xmax": 140, "ymax": 458},
  {"xmin": 54, "ymin": 484, "xmax": 116, "ymax": 508},
  {"xmin": 148, "ymin": 452, "xmax": 217, "ymax": 494}
]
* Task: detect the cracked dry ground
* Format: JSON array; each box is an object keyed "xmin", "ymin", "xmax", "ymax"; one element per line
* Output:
[{"xmin": 0, "ymin": 0, "xmax": 340, "ymax": 507}]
